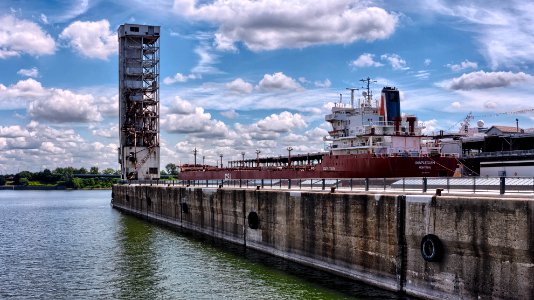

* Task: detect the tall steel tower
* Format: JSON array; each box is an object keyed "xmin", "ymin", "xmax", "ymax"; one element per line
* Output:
[{"xmin": 118, "ymin": 24, "xmax": 160, "ymax": 180}]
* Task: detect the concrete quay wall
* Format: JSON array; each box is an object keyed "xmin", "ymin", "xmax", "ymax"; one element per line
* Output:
[{"xmin": 112, "ymin": 185, "xmax": 534, "ymax": 299}]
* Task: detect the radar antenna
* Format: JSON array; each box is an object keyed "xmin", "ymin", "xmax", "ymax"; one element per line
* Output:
[{"xmin": 359, "ymin": 77, "xmax": 377, "ymax": 106}]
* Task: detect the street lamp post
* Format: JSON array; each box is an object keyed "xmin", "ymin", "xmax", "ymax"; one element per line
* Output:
[
  {"xmin": 241, "ymin": 152, "xmax": 245, "ymax": 168},
  {"xmin": 193, "ymin": 147, "xmax": 198, "ymax": 166},
  {"xmin": 219, "ymin": 154, "xmax": 223, "ymax": 168},
  {"xmin": 255, "ymin": 149, "xmax": 261, "ymax": 167},
  {"xmin": 287, "ymin": 146, "xmax": 293, "ymax": 167}
]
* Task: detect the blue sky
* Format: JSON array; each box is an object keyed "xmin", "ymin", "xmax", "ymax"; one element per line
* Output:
[{"xmin": 1, "ymin": 0, "xmax": 534, "ymax": 174}]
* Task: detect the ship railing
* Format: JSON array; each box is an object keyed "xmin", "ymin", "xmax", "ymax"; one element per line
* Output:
[{"xmin": 120, "ymin": 175, "xmax": 534, "ymax": 195}]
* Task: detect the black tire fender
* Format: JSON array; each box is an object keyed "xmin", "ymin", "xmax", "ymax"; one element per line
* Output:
[{"xmin": 421, "ymin": 234, "xmax": 443, "ymax": 262}]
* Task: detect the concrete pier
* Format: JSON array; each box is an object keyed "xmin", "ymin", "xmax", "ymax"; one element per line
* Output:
[{"xmin": 112, "ymin": 185, "xmax": 534, "ymax": 299}]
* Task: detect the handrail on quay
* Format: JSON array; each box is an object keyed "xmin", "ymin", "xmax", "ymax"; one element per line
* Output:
[{"xmin": 118, "ymin": 176, "xmax": 534, "ymax": 195}]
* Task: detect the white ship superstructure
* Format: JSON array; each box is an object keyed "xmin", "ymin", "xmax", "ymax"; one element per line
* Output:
[{"xmin": 325, "ymin": 78, "xmax": 440, "ymax": 157}]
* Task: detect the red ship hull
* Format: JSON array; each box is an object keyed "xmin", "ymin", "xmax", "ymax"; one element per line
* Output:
[{"xmin": 180, "ymin": 154, "xmax": 458, "ymax": 180}]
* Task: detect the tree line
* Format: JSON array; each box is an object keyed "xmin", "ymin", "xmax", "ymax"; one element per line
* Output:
[
  {"xmin": 0, "ymin": 167, "xmax": 119, "ymax": 189},
  {"xmin": 0, "ymin": 163, "xmax": 180, "ymax": 189}
]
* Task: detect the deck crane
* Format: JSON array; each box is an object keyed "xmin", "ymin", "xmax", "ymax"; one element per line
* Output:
[{"xmin": 451, "ymin": 108, "xmax": 534, "ymax": 134}]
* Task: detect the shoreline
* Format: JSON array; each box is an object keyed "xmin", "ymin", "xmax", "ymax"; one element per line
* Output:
[{"xmin": 0, "ymin": 186, "xmax": 112, "ymax": 191}]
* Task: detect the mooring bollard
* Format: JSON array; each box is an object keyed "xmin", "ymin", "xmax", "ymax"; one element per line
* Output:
[
  {"xmin": 500, "ymin": 177, "xmax": 505, "ymax": 195},
  {"xmin": 422, "ymin": 177, "xmax": 427, "ymax": 193},
  {"xmin": 322, "ymin": 179, "xmax": 325, "ymax": 190},
  {"xmin": 365, "ymin": 178, "xmax": 369, "ymax": 191}
]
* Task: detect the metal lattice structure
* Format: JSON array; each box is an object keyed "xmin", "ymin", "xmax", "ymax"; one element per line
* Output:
[{"xmin": 118, "ymin": 24, "xmax": 160, "ymax": 180}]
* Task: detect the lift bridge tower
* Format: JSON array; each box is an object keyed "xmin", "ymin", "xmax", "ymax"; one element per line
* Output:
[{"xmin": 118, "ymin": 24, "xmax": 160, "ymax": 180}]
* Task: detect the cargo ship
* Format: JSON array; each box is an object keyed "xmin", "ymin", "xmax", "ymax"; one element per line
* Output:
[{"xmin": 180, "ymin": 78, "xmax": 459, "ymax": 180}]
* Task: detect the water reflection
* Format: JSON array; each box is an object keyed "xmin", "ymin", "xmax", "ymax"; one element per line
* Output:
[
  {"xmin": 0, "ymin": 191, "xmax": 409, "ymax": 299},
  {"xmin": 116, "ymin": 216, "xmax": 165, "ymax": 299}
]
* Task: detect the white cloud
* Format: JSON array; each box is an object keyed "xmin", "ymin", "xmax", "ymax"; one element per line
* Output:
[
  {"xmin": 257, "ymin": 72, "xmax": 302, "ymax": 92},
  {"xmin": 0, "ymin": 15, "xmax": 55, "ymax": 59},
  {"xmin": 95, "ymin": 95, "xmax": 118, "ymax": 116},
  {"xmin": 350, "ymin": 53, "xmax": 383, "ymax": 68},
  {"xmin": 414, "ymin": 70, "xmax": 430, "ymax": 79},
  {"xmin": 0, "ymin": 121, "xmax": 122, "ymax": 173},
  {"xmin": 163, "ymin": 73, "xmax": 198, "ymax": 85},
  {"xmin": 484, "ymin": 101, "xmax": 497, "ymax": 109},
  {"xmin": 451, "ymin": 101, "xmax": 462, "ymax": 109},
  {"xmin": 440, "ymin": 71, "xmax": 533, "ymax": 90},
  {"xmin": 191, "ymin": 45, "xmax": 221, "ymax": 74},
  {"xmin": 40, "ymin": 14, "xmax": 48, "ymax": 24},
  {"xmin": 17, "ymin": 67, "xmax": 39, "ymax": 78},
  {"xmin": 446, "ymin": 60, "xmax": 478, "ymax": 72},
  {"xmin": 220, "ymin": 109, "xmax": 238, "ymax": 119},
  {"xmin": 424, "ymin": 58, "xmax": 432, "ymax": 66},
  {"xmin": 0, "ymin": 136, "xmax": 40, "ymax": 150},
  {"xmin": 0, "ymin": 78, "xmax": 47, "ymax": 109},
  {"xmin": 314, "ymin": 79, "xmax": 332, "ymax": 88},
  {"xmin": 162, "ymin": 99, "xmax": 230, "ymax": 139},
  {"xmin": 55, "ymin": 0, "xmax": 91, "ymax": 22},
  {"xmin": 173, "ymin": 0, "xmax": 398, "ymax": 51},
  {"xmin": 59, "ymin": 19, "xmax": 117, "ymax": 60},
  {"xmin": 381, "ymin": 53, "xmax": 409, "ymax": 70},
  {"xmin": 163, "ymin": 109, "xmax": 230, "ymax": 138},
  {"xmin": 421, "ymin": 119, "xmax": 439, "ymax": 135},
  {"xmin": 167, "ymin": 96, "xmax": 196, "ymax": 114},
  {"xmin": 40, "ymin": 141, "xmax": 65, "ymax": 154},
  {"xmin": 226, "ymin": 78, "xmax": 253, "ymax": 94},
  {"xmin": 28, "ymin": 88, "xmax": 101, "ymax": 123},
  {"xmin": 419, "ymin": 0, "xmax": 534, "ymax": 69},
  {"xmin": 1, "ymin": 79, "xmax": 105, "ymax": 123},
  {"xmin": 256, "ymin": 111, "xmax": 307, "ymax": 133},
  {"xmin": 168, "ymin": 82, "xmax": 335, "ymax": 113},
  {"xmin": 298, "ymin": 77, "xmax": 309, "ymax": 84},
  {"xmin": 165, "ymin": 44, "xmax": 220, "ymax": 85},
  {"xmin": 305, "ymin": 127, "xmax": 329, "ymax": 139},
  {"xmin": 0, "ymin": 125, "xmax": 31, "ymax": 138},
  {"xmin": 91, "ymin": 124, "xmax": 118, "ymax": 138}
]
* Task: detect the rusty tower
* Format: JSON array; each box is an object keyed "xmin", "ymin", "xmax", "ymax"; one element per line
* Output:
[{"xmin": 118, "ymin": 24, "xmax": 160, "ymax": 180}]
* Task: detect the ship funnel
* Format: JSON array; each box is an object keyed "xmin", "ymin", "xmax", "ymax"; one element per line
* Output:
[
  {"xmin": 381, "ymin": 87, "xmax": 400, "ymax": 122},
  {"xmin": 407, "ymin": 116, "xmax": 417, "ymax": 135},
  {"xmin": 346, "ymin": 88, "xmax": 358, "ymax": 108}
]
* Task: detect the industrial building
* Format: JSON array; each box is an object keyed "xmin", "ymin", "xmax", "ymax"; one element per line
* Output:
[{"xmin": 118, "ymin": 24, "xmax": 160, "ymax": 180}]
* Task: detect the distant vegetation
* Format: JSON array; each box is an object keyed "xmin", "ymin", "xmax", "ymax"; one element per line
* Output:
[
  {"xmin": 0, "ymin": 163, "xmax": 180, "ymax": 189},
  {"xmin": 1, "ymin": 167, "xmax": 120, "ymax": 189}
]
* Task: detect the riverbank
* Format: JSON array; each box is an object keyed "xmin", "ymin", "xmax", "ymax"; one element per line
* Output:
[{"xmin": 0, "ymin": 185, "xmax": 112, "ymax": 190}]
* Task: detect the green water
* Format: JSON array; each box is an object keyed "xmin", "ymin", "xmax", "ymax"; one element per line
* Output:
[{"xmin": 0, "ymin": 190, "xmax": 407, "ymax": 299}]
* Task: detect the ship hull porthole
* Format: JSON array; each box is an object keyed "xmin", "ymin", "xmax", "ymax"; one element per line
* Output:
[
  {"xmin": 248, "ymin": 212, "xmax": 259, "ymax": 229},
  {"xmin": 421, "ymin": 234, "xmax": 443, "ymax": 262}
]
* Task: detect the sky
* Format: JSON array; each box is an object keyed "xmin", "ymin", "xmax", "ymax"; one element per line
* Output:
[{"xmin": 1, "ymin": 0, "xmax": 534, "ymax": 174}]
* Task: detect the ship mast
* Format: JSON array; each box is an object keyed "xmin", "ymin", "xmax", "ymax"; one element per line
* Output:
[{"xmin": 359, "ymin": 77, "xmax": 377, "ymax": 106}]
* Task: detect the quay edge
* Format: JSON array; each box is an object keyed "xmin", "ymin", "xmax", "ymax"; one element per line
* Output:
[{"xmin": 111, "ymin": 184, "xmax": 534, "ymax": 299}]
